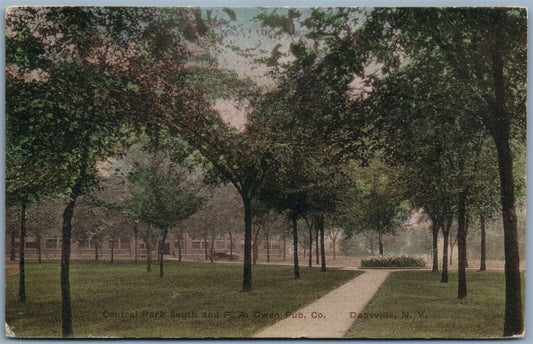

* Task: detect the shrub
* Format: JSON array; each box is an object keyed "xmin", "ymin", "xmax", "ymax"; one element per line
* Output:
[
  {"xmin": 213, "ymin": 252, "xmax": 239, "ymax": 261},
  {"xmin": 361, "ymin": 256, "xmax": 426, "ymax": 268}
]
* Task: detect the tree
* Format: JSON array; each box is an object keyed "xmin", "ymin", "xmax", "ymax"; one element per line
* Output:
[
  {"xmin": 361, "ymin": 8, "xmax": 526, "ymax": 335},
  {"xmin": 6, "ymin": 74, "xmax": 64, "ymax": 302},
  {"xmin": 5, "ymin": 8, "xmax": 258, "ymax": 335},
  {"xmin": 326, "ymin": 228, "xmax": 342, "ymax": 260},
  {"xmin": 125, "ymin": 163, "xmax": 203, "ymax": 277},
  {"xmin": 340, "ymin": 159, "xmax": 407, "ymax": 257},
  {"xmin": 363, "ymin": 48, "xmax": 503, "ymax": 291},
  {"xmin": 6, "ymin": 58, "xmax": 132, "ymax": 335},
  {"xmin": 6, "ymin": 5, "xmax": 243, "ymax": 334}
]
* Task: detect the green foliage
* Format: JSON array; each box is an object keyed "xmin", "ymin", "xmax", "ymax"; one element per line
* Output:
[
  {"xmin": 254, "ymin": 9, "xmax": 300, "ymax": 35},
  {"xmin": 340, "ymin": 159, "xmax": 408, "ymax": 239},
  {"xmin": 6, "ymin": 61, "xmax": 131, "ymax": 210},
  {"xmin": 180, "ymin": 65, "xmax": 259, "ymax": 103},
  {"xmin": 5, "ymin": 20, "xmax": 46, "ymax": 71},
  {"xmin": 125, "ymin": 164, "xmax": 203, "ymax": 230},
  {"xmin": 361, "ymin": 256, "xmax": 425, "ymax": 268}
]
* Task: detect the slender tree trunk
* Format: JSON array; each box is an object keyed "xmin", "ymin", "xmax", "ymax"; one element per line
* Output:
[
  {"xmin": 37, "ymin": 235, "xmax": 42, "ymax": 264},
  {"xmin": 19, "ymin": 198, "xmax": 27, "ymax": 303},
  {"xmin": 369, "ymin": 234, "xmax": 374, "ymax": 256},
  {"xmin": 10, "ymin": 229, "xmax": 16, "ymax": 261},
  {"xmin": 431, "ymin": 217, "xmax": 439, "ymax": 273},
  {"xmin": 178, "ymin": 232, "xmax": 183, "ymax": 262},
  {"xmin": 210, "ymin": 234, "xmax": 215, "ymax": 263},
  {"xmin": 441, "ymin": 231, "xmax": 450, "ymax": 283},
  {"xmin": 318, "ymin": 215, "xmax": 326, "ymax": 272},
  {"xmin": 489, "ymin": 12, "xmax": 523, "ymax": 335},
  {"xmin": 315, "ymin": 226, "xmax": 319, "ymax": 265},
  {"xmin": 160, "ymin": 229, "xmax": 168, "ymax": 277},
  {"xmin": 378, "ymin": 231, "xmax": 384, "ymax": 256},
  {"xmin": 332, "ymin": 238, "xmax": 337, "ymax": 260},
  {"xmin": 241, "ymin": 195, "xmax": 253, "ymax": 292},
  {"xmin": 204, "ymin": 236, "xmax": 208, "ymax": 260},
  {"xmin": 457, "ymin": 192, "xmax": 468, "ymax": 299},
  {"xmin": 228, "ymin": 232, "xmax": 233, "ymax": 261},
  {"xmin": 450, "ymin": 235, "xmax": 456, "ymax": 266},
  {"xmin": 441, "ymin": 216, "xmax": 452, "ymax": 283},
  {"xmin": 61, "ymin": 182, "xmax": 81, "ymax": 338},
  {"xmin": 110, "ymin": 240, "xmax": 114, "ymax": 263},
  {"xmin": 292, "ymin": 216, "xmax": 300, "ymax": 279},
  {"xmin": 308, "ymin": 225, "xmax": 313, "ymax": 267},
  {"xmin": 465, "ymin": 216, "xmax": 469, "ymax": 268},
  {"xmin": 480, "ymin": 215, "xmax": 486, "ymax": 271},
  {"xmin": 282, "ymin": 234, "xmax": 286, "ymax": 261},
  {"xmin": 94, "ymin": 240, "xmax": 99, "ymax": 261},
  {"xmin": 146, "ymin": 233, "xmax": 152, "ymax": 272},
  {"xmin": 266, "ymin": 230, "xmax": 270, "ymax": 263}
]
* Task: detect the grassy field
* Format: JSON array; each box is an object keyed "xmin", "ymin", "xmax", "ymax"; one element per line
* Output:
[
  {"xmin": 346, "ymin": 271, "xmax": 525, "ymax": 338},
  {"xmin": 6, "ymin": 260, "xmax": 359, "ymax": 338}
]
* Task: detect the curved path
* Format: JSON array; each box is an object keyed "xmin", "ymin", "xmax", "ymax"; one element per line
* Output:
[{"xmin": 252, "ymin": 270, "xmax": 390, "ymax": 338}]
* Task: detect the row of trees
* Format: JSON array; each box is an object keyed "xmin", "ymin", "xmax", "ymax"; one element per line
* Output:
[{"xmin": 6, "ymin": 7, "xmax": 525, "ymax": 337}]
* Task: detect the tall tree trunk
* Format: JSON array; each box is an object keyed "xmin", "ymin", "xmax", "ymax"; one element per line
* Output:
[
  {"xmin": 308, "ymin": 225, "xmax": 313, "ymax": 267},
  {"xmin": 315, "ymin": 226, "xmax": 319, "ymax": 265},
  {"xmin": 332, "ymin": 238, "xmax": 337, "ymax": 260},
  {"xmin": 61, "ymin": 181, "xmax": 81, "ymax": 338},
  {"xmin": 160, "ymin": 229, "xmax": 168, "ymax": 277},
  {"xmin": 95, "ymin": 240, "xmax": 99, "ymax": 261},
  {"xmin": 178, "ymin": 231, "xmax": 183, "ymax": 262},
  {"xmin": 242, "ymin": 195, "xmax": 253, "ymax": 292},
  {"xmin": 450, "ymin": 235, "xmax": 456, "ymax": 266},
  {"xmin": 489, "ymin": 11, "xmax": 522, "ymax": 335},
  {"xmin": 480, "ymin": 215, "xmax": 486, "ymax": 271},
  {"xmin": 282, "ymin": 234, "xmax": 286, "ymax": 261},
  {"xmin": 210, "ymin": 233, "xmax": 215, "ymax": 263},
  {"xmin": 19, "ymin": 197, "xmax": 27, "ymax": 303},
  {"xmin": 431, "ymin": 217, "xmax": 439, "ymax": 272},
  {"xmin": 228, "ymin": 232, "xmax": 233, "ymax": 261},
  {"xmin": 457, "ymin": 192, "xmax": 468, "ymax": 299},
  {"xmin": 266, "ymin": 230, "xmax": 270, "ymax": 263},
  {"xmin": 369, "ymin": 234, "xmax": 374, "ymax": 256},
  {"xmin": 378, "ymin": 230, "xmax": 384, "ymax": 256},
  {"xmin": 204, "ymin": 235, "xmax": 208, "ymax": 260},
  {"xmin": 110, "ymin": 240, "xmax": 114, "ymax": 263},
  {"xmin": 10, "ymin": 229, "xmax": 16, "ymax": 261},
  {"xmin": 292, "ymin": 216, "xmax": 300, "ymax": 279},
  {"xmin": 319, "ymin": 215, "xmax": 326, "ymax": 272},
  {"xmin": 441, "ymin": 216, "xmax": 452, "ymax": 283},
  {"xmin": 465, "ymin": 216, "xmax": 469, "ymax": 268},
  {"xmin": 146, "ymin": 232, "xmax": 152, "ymax": 272},
  {"xmin": 37, "ymin": 235, "xmax": 42, "ymax": 264}
]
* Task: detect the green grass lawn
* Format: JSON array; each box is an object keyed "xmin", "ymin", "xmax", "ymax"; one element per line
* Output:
[
  {"xmin": 346, "ymin": 271, "xmax": 525, "ymax": 338},
  {"xmin": 6, "ymin": 260, "xmax": 359, "ymax": 338}
]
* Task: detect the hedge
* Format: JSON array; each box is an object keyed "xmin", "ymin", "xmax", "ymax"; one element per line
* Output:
[{"xmin": 361, "ymin": 256, "xmax": 426, "ymax": 268}]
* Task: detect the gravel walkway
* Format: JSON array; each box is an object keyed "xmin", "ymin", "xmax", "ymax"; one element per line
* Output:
[{"xmin": 252, "ymin": 270, "xmax": 391, "ymax": 338}]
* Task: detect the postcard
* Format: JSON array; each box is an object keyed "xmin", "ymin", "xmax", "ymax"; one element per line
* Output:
[{"xmin": 4, "ymin": 6, "xmax": 526, "ymax": 339}]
